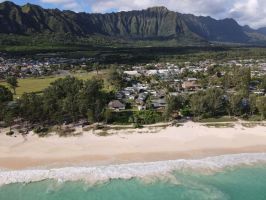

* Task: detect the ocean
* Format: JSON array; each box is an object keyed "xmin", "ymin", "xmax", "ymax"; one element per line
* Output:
[{"xmin": 1, "ymin": 153, "xmax": 266, "ymax": 200}]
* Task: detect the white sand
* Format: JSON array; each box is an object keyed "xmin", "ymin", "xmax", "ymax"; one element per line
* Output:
[{"xmin": 0, "ymin": 122, "xmax": 266, "ymax": 170}]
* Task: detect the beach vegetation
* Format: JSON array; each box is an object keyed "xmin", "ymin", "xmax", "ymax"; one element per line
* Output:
[
  {"xmin": 33, "ymin": 126, "xmax": 50, "ymax": 137},
  {"xmin": 0, "ymin": 85, "xmax": 13, "ymax": 102},
  {"xmin": 57, "ymin": 127, "xmax": 76, "ymax": 137},
  {"xmin": 190, "ymin": 88, "xmax": 227, "ymax": 119},
  {"xmin": 6, "ymin": 130, "xmax": 14, "ymax": 136},
  {"xmin": 204, "ymin": 123, "xmax": 235, "ymax": 128},
  {"xmin": 256, "ymin": 96, "xmax": 266, "ymax": 120},
  {"xmin": 165, "ymin": 95, "xmax": 187, "ymax": 120},
  {"xmin": 132, "ymin": 111, "xmax": 163, "ymax": 125},
  {"xmin": 95, "ymin": 130, "xmax": 110, "ymax": 136}
]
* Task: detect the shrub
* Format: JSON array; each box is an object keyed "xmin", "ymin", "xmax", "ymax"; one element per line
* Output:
[
  {"xmin": 57, "ymin": 127, "xmax": 75, "ymax": 137},
  {"xmin": 6, "ymin": 131, "xmax": 14, "ymax": 136}
]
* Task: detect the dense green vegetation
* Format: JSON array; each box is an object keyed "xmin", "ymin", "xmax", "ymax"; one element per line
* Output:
[
  {"xmin": 1, "ymin": 70, "xmax": 265, "ymax": 135},
  {"xmin": 164, "ymin": 67, "xmax": 266, "ymax": 121},
  {"xmin": 1, "ymin": 44, "xmax": 266, "ymax": 135},
  {"xmin": 0, "ymin": 76, "xmax": 164, "ymax": 133},
  {"xmin": 0, "ymin": 77, "xmax": 112, "ymax": 129},
  {"xmin": 3, "ymin": 43, "xmax": 266, "ymax": 66}
]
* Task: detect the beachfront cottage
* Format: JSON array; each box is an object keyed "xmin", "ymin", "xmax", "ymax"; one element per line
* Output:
[{"xmin": 108, "ymin": 100, "xmax": 126, "ymax": 111}]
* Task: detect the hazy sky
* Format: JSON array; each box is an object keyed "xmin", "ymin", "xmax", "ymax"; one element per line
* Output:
[{"xmin": 4, "ymin": 0, "xmax": 266, "ymax": 29}]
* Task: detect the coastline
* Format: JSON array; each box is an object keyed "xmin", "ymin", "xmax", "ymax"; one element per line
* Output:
[
  {"xmin": 0, "ymin": 121, "xmax": 266, "ymax": 170},
  {"xmin": 1, "ymin": 153, "xmax": 266, "ymax": 186}
]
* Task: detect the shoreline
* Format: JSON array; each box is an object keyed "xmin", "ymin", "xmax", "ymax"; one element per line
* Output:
[
  {"xmin": 0, "ymin": 121, "xmax": 266, "ymax": 170},
  {"xmin": 1, "ymin": 152, "xmax": 266, "ymax": 186}
]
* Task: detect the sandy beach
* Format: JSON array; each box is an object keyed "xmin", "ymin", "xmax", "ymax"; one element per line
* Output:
[{"xmin": 0, "ymin": 122, "xmax": 266, "ymax": 170}]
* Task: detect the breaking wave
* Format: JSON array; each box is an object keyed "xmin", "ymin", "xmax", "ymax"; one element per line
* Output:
[{"xmin": 1, "ymin": 153, "xmax": 266, "ymax": 186}]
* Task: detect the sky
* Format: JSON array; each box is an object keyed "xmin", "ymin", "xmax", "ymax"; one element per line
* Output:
[{"xmin": 2, "ymin": 0, "xmax": 266, "ymax": 29}]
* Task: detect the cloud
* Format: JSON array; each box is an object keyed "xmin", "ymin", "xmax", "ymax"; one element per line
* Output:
[
  {"xmin": 89, "ymin": 0, "xmax": 233, "ymax": 17},
  {"xmin": 229, "ymin": 0, "xmax": 266, "ymax": 28},
  {"xmin": 88, "ymin": 0, "xmax": 266, "ymax": 28},
  {"xmin": 40, "ymin": 0, "xmax": 83, "ymax": 11},
  {"xmin": 37, "ymin": 0, "xmax": 266, "ymax": 28}
]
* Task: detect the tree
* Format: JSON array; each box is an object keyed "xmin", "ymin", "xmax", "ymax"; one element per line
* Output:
[
  {"xmin": 87, "ymin": 109, "xmax": 95, "ymax": 123},
  {"xmin": 260, "ymin": 75, "xmax": 266, "ymax": 91},
  {"xmin": 6, "ymin": 76, "xmax": 18, "ymax": 95},
  {"xmin": 18, "ymin": 93, "xmax": 44, "ymax": 123},
  {"xmin": 229, "ymin": 93, "xmax": 249, "ymax": 116},
  {"xmin": 222, "ymin": 71, "xmax": 232, "ymax": 91},
  {"xmin": 190, "ymin": 92, "xmax": 206, "ymax": 118},
  {"xmin": 0, "ymin": 85, "xmax": 13, "ymax": 103},
  {"xmin": 0, "ymin": 86, "xmax": 13, "ymax": 122},
  {"xmin": 93, "ymin": 63, "xmax": 99, "ymax": 75},
  {"xmin": 42, "ymin": 76, "xmax": 83, "ymax": 124},
  {"xmin": 3, "ymin": 110, "xmax": 14, "ymax": 133},
  {"xmin": 165, "ymin": 95, "xmax": 185, "ymax": 120},
  {"xmin": 234, "ymin": 67, "xmax": 251, "ymax": 97},
  {"xmin": 106, "ymin": 67, "xmax": 123, "ymax": 90},
  {"xmin": 189, "ymin": 88, "xmax": 227, "ymax": 118},
  {"xmin": 204, "ymin": 88, "xmax": 226, "ymax": 117},
  {"xmin": 79, "ymin": 78, "xmax": 106, "ymax": 115},
  {"xmin": 249, "ymin": 94, "xmax": 257, "ymax": 116},
  {"xmin": 256, "ymin": 96, "xmax": 266, "ymax": 120},
  {"xmin": 129, "ymin": 114, "xmax": 142, "ymax": 128},
  {"xmin": 104, "ymin": 109, "xmax": 113, "ymax": 123}
]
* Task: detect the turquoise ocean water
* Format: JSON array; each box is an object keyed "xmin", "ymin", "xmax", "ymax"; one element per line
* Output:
[{"xmin": 1, "ymin": 165, "xmax": 266, "ymax": 200}]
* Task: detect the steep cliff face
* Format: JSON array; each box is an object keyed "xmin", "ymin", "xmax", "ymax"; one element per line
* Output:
[
  {"xmin": 0, "ymin": 1, "xmax": 260, "ymax": 44},
  {"xmin": 181, "ymin": 14, "xmax": 249, "ymax": 42}
]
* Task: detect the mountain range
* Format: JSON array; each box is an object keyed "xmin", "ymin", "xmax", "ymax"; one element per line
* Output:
[{"xmin": 1, "ymin": 1, "xmax": 266, "ymax": 46}]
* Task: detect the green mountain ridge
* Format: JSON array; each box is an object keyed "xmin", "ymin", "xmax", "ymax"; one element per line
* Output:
[{"xmin": 1, "ymin": 1, "xmax": 266, "ymax": 46}]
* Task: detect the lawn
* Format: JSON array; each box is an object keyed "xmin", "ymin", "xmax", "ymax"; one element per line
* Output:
[{"xmin": 0, "ymin": 70, "xmax": 109, "ymax": 98}]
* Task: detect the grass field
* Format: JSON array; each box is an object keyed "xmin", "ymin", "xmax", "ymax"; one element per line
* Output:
[{"xmin": 0, "ymin": 70, "xmax": 109, "ymax": 98}]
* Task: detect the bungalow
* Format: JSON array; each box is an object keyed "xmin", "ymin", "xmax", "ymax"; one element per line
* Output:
[
  {"xmin": 115, "ymin": 92, "xmax": 124, "ymax": 100},
  {"xmin": 151, "ymin": 98, "xmax": 167, "ymax": 109},
  {"xmin": 146, "ymin": 70, "xmax": 158, "ymax": 76},
  {"xmin": 138, "ymin": 93, "xmax": 148, "ymax": 101},
  {"xmin": 108, "ymin": 100, "xmax": 126, "ymax": 111},
  {"xmin": 124, "ymin": 70, "xmax": 141, "ymax": 77},
  {"xmin": 138, "ymin": 105, "xmax": 147, "ymax": 111},
  {"xmin": 182, "ymin": 79, "xmax": 201, "ymax": 91},
  {"xmin": 128, "ymin": 94, "xmax": 136, "ymax": 100}
]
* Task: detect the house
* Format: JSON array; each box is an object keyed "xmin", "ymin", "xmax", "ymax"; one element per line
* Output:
[
  {"xmin": 108, "ymin": 100, "xmax": 126, "ymax": 111},
  {"xmin": 124, "ymin": 70, "xmax": 141, "ymax": 77},
  {"xmin": 151, "ymin": 98, "xmax": 167, "ymax": 109},
  {"xmin": 146, "ymin": 70, "xmax": 158, "ymax": 76},
  {"xmin": 115, "ymin": 92, "xmax": 124, "ymax": 100},
  {"xmin": 182, "ymin": 80, "xmax": 201, "ymax": 91},
  {"xmin": 133, "ymin": 83, "xmax": 149, "ymax": 92},
  {"xmin": 128, "ymin": 94, "xmax": 136, "ymax": 100},
  {"xmin": 138, "ymin": 105, "xmax": 146, "ymax": 111}
]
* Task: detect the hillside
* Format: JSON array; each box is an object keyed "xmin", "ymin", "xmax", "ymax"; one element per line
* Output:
[{"xmin": 1, "ymin": 1, "xmax": 266, "ymax": 46}]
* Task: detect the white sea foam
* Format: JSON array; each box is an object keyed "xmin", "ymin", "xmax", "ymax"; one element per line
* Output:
[{"xmin": 1, "ymin": 153, "xmax": 266, "ymax": 186}]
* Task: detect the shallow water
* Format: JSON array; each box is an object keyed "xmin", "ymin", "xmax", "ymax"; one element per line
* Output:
[{"xmin": 1, "ymin": 165, "xmax": 266, "ymax": 200}]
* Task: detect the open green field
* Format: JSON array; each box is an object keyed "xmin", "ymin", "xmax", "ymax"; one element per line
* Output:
[{"xmin": 0, "ymin": 70, "xmax": 109, "ymax": 98}]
